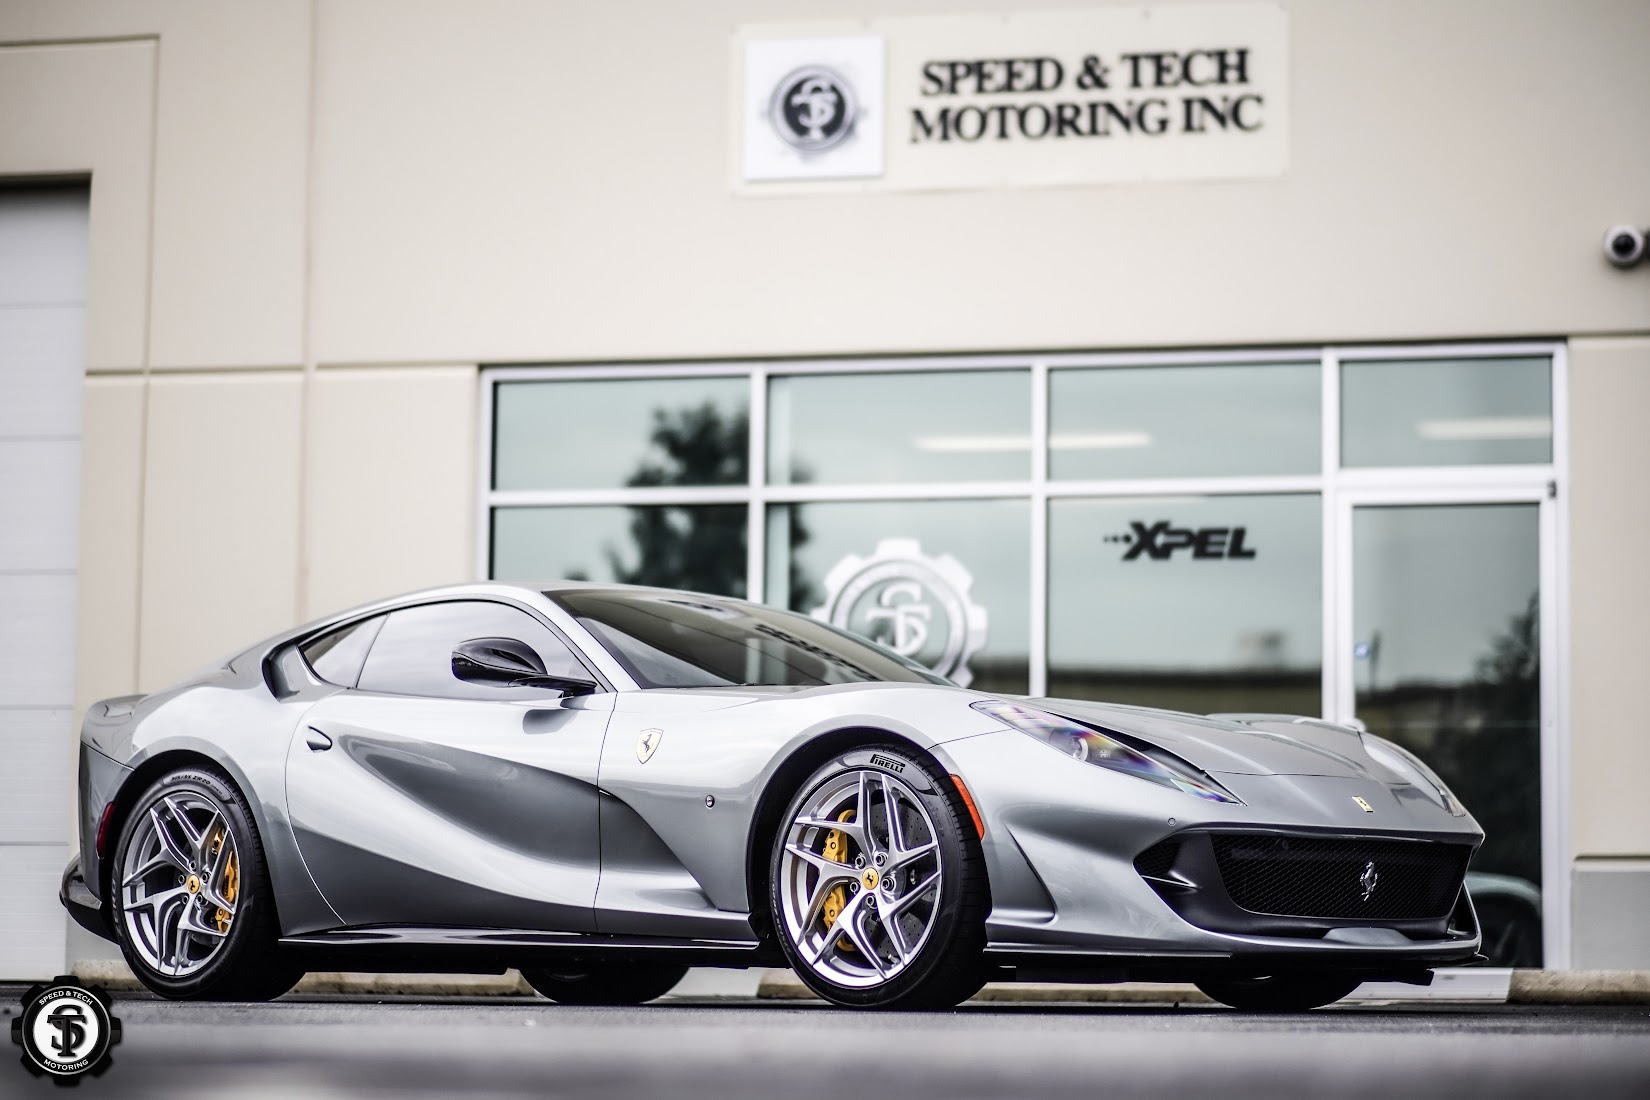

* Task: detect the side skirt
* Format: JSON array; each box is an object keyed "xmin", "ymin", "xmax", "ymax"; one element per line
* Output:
[{"xmin": 277, "ymin": 926, "xmax": 783, "ymax": 973}]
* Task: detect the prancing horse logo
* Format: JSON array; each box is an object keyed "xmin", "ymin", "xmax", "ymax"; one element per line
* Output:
[
  {"xmin": 1359, "ymin": 860, "xmax": 1379, "ymax": 902},
  {"xmin": 636, "ymin": 728, "xmax": 663, "ymax": 764}
]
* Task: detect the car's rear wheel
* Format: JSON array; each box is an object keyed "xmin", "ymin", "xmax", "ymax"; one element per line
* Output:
[
  {"xmin": 520, "ymin": 964, "xmax": 688, "ymax": 1005},
  {"xmin": 111, "ymin": 766, "xmax": 303, "ymax": 1001},
  {"xmin": 770, "ymin": 745, "xmax": 988, "ymax": 1010},
  {"xmin": 1195, "ymin": 973, "xmax": 1363, "ymax": 1011}
]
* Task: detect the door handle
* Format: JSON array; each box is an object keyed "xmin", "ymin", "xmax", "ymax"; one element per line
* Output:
[{"xmin": 305, "ymin": 727, "xmax": 333, "ymax": 752}]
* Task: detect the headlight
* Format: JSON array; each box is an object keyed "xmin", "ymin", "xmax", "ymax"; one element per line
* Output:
[
  {"xmin": 1361, "ymin": 735, "xmax": 1467, "ymax": 817},
  {"xmin": 972, "ymin": 699, "xmax": 1242, "ymax": 804}
]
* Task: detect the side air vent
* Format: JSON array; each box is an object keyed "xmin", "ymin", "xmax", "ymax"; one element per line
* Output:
[{"xmin": 1133, "ymin": 838, "xmax": 1182, "ymax": 882}]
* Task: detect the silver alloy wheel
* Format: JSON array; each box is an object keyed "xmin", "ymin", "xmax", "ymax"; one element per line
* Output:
[
  {"xmin": 118, "ymin": 790, "xmax": 240, "ymax": 977},
  {"xmin": 778, "ymin": 767, "xmax": 944, "ymax": 989}
]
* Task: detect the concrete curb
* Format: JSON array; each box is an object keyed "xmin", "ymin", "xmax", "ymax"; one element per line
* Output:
[
  {"xmin": 1508, "ymin": 969, "xmax": 1650, "ymax": 1005},
  {"xmin": 756, "ymin": 969, "xmax": 1650, "ymax": 1005}
]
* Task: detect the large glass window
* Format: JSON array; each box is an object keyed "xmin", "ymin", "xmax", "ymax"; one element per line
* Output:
[
  {"xmin": 492, "ymin": 505, "xmax": 747, "ymax": 597},
  {"xmin": 493, "ymin": 376, "xmax": 748, "ymax": 491},
  {"xmin": 1048, "ymin": 494, "xmax": 1322, "ymax": 714},
  {"xmin": 766, "ymin": 499, "xmax": 1030, "ymax": 694},
  {"xmin": 483, "ymin": 350, "xmax": 1553, "ymax": 715},
  {"xmin": 767, "ymin": 370, "xmax": 1030, "ymax": 485},
  {"xmin": 1352, "ymin": 503, "xmax": 1543, "ymax": 964},
  {"xmin": 1341, "ymin": 357, "xmax": 1551, "ymax": 467},
  {"xmin": 1050, "ymin": 363, "xmax": 1319, "ymax": 480}
]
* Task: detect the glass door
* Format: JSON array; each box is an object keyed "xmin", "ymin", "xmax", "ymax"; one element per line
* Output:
[{"xmin": 1335, "ymin": 493, "xmax": 1553, "ymax": 967}]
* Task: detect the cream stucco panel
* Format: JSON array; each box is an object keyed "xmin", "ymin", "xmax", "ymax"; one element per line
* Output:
[
  {"xmin": 1567, "ymin": 336, "xmax": 1650, "ymax": 857},
  {"xmin": 0, "ymin": 1, "xmax": 311, "ymax": 369},
  {"xmin": 303, "ymin": 365, "xmax": 478, "ymax": 618},
  {"xmin": 0, "ymin": 41, "xmax": 153, "ymax": 371},
  {"xmin": 74, "ymin": 375, "xmax": 146, "ymax": 713},
  {"xmin": 138, "ymin": 371, "xmax": 303, "ymax": 689}
]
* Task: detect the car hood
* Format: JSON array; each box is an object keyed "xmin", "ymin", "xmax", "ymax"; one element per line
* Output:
[{"xmin": 1025, "ymin": 697, "xmax": 1379, "ymax": 778}]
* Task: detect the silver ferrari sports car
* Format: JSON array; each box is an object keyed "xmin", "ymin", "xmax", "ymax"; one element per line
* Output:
[{"xmin": 63, "ymin": 582, "xmax": 1484, "ymax": 1010}]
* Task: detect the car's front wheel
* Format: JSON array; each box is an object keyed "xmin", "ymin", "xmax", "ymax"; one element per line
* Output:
[
  {"xmin": 520, "ymin": 964, "xmax": 688, "ymax": 1005},
  {"xmin": 1195, "ymin": 973, "xmax": 1364, "ymax": 1011},
  {"xmin": 769, "ymin": 745, "xmax": 989, "ymax": 1010},
  {"xmin": 110, "ymin": 766, "xmax": 303, "ymax": 1001}
]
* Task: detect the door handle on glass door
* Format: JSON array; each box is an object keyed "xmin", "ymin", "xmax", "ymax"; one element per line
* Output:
[{"xmin": 305, "ymin": 727, "xmax": 333, "ymax": 752}]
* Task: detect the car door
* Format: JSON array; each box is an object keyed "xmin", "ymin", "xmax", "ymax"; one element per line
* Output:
[{"xmin": 285, "ymin": 598, "xmax": 613, "ymax": 932}]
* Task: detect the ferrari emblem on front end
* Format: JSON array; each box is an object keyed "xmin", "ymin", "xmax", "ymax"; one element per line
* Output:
[
  {"xmin": 636, "ymin": 728, "xmax": 663, "ymax": 763},
  {"xmin": 1352, "ymin": 796, "xmax": 1374, "ymax": 813},
  {"xmin": 1360, "ymin": 861, "xmax": 1379, "ymax": 902}
]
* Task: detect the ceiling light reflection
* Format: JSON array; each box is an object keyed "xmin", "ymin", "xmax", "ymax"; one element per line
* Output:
[{"xmin": 1415, "ymin": 417, "xmax": 1552, "ymax": 441}]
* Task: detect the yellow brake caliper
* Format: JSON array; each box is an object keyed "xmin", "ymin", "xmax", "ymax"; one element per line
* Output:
[
  {"xmin": 820, "ymin": 808, "xmax": 857, "ymax": 952},
  {"xmin": 211, "ymin": 829, "xmax": 239, "ymax": 934}
]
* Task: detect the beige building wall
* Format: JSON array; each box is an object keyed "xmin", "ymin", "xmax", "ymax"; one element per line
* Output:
[
  {"xmin": 304, "ymin": 366, "xmax": 478, "ymax": 619},
  {"xmin": 1566, "ymin": 337, "xmax": 1650, "ymax": 966}
]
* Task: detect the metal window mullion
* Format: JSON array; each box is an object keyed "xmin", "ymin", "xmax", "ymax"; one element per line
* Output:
[
  {"xmin": 748, "ymin": 365, "xmax": 768, "ymax": 604},
  {"xmin": 1329, "ymin": 340, "xmax": 1564, "ymax": 362},
  {"xmin": 476, "ymin": 371, "xmax": 496, "ymax": 580},
  {"xmin": 1321, "ymin": 349, "xmax": 1340, "ymax": 721},
  {"xmin": 1543, "ymin": 342, "xmax": 1572, "ymax": 969},
  {"xmin": 1043, "ymin": 475, "xmax": 1323, "ymax": 498},
  {"xmin": 488, "ymin": 486, "xmax": 754, "ymax": 508},
  {"xmin": 1030, "ymin": 361, "xmax": 1049, "ymax": 697}
]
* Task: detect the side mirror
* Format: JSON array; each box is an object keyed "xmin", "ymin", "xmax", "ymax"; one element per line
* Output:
[{"xmin": 451, "ymin": 637, "xmax": 595, "ymax": 695}]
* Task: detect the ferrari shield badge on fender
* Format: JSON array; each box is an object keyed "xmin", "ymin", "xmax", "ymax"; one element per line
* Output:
[
  {"xmin": 11, "ymin": 976, "xmax": 121, "ymax": 1083},
  {"xmin": 636, "ymin": 728, "xmax": 663, "ymax": 763}
]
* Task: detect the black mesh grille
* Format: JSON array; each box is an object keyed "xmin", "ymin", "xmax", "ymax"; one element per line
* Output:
[
  {"xmin": 1133, "ymin": 839, "xmax": 1181, "ymax": 880},
  {"xmin": 1211, "ymin": 834, "xmax": 1471, "ymax": 920}
]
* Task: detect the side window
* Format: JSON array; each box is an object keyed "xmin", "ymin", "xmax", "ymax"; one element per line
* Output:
[
  {"xmin": 300, "ymin": 615, "xmax": 387, "ymax": 688},
  {"xmin": 356, "ymin": 600, "xmax": 591, "ymax": 700}
]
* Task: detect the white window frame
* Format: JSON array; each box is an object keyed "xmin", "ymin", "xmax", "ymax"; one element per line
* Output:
[{"xmin": 478, "ymin": 340, "xmax": 1569, "ymax": 966}]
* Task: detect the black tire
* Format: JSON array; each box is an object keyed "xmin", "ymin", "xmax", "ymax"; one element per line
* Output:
[
  {"xmin": 110, "ymin": 766, "xmax": 304, "ymax": 1001},
  {"xmin": 520, "ymin": 964, "xmax": 688, "ymax": 1005},
  {"xmin": 768, "ymin": 744, "xmax": 989, "ymax": 1010},
  {"xmin": 1195, "ymin": 973, "xmax": 1363, "ymax": 1012}
]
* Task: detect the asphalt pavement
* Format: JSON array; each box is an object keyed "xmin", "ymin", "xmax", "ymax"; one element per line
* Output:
[{"xmin": 3, "ymin": 988, "xmax": 1647, "ymax": 1099}]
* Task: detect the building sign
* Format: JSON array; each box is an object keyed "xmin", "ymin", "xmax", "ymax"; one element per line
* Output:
[
  {"xmin": 736, "ymin": 4, "xmax": 1288, "ymax": 192},
  {"xmin": 810, "ymin": 538, "xmax": 988, "ymax": 687}
]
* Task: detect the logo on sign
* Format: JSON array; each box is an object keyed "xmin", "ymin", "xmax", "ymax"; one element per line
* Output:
[
  {"xmin": 811, "ymin": 538, "xmax": 987, "ymax": 688},
  {"xmin": 771, "ymin": 66, "xmax": 857, "ymax": 151},
  {"xmin": 1105, "ymin": 521, "xmax": 1258, "ymax": 561}
]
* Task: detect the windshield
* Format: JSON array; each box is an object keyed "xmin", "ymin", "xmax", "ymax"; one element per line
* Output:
[{"xmin": 549, "ymin": 589, "xmax": 953, "ymax": 690}]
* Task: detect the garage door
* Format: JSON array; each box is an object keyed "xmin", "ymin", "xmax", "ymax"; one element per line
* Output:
[{"xmin": 0, "ymin": 185, "xmax": 88, "ymax": 979}]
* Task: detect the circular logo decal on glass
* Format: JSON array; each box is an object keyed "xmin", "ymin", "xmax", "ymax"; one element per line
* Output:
[
  {"xmin": 769, "ymin": 66, "xmax": 856, "ymax": 151},
  {"xmin": 11, "ymin": 977, "xmax": 121, "ymax": 1081},
  {"xmin": 810, "ymin": 538, "xmax": 988, "ymax": 688}
]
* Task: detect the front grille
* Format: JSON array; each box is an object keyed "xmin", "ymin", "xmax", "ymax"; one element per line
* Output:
[{"xmin": 1211, "ymin": 834, "xmax": 1471, "ymax": 921}]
